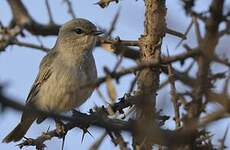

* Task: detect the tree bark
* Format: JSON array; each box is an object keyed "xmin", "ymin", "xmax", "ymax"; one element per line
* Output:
[{"xmin": 135, "ymin": 0, "xmax": 166, "ymax": 149}]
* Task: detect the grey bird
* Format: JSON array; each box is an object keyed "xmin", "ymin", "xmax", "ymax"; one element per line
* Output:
[{"xmin": 3, "ymin": 18, "xmax": 101, "ymax": 143}]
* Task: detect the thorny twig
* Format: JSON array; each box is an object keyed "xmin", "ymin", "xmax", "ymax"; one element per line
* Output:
[{"xmin": 167, "ymin": 56, "xmax": 181, "ymax": 128}]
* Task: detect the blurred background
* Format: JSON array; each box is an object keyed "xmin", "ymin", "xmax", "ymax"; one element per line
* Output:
[{"xmin": 0, "ymin": 0, "xmax": 229, "ymax": 149}]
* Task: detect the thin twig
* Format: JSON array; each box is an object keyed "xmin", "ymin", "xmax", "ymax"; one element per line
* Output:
[
  {"xmin": 11, "ymin": 40, "xmax": 51, "ymax": 52},
  {"xmin": 166, "ymin": 48, "xmax": 181, "ymax": 128},
  {"xmin": 88, "ymin": 132, "xmax": 107, "ymax": 150},
  {"xmin": 63, "ymin": 0, "xmax": 76, "ymax": 18},
  {"xmin": 106, "ymin": 8, "xmax": 120, "ymax": 37},
  {"xmin": 192, "ymin": 15, "xmax": 202, "ymax": 44},
  {"xmin": 175, "ymin": 20, "xmax": 193, "ymax": 49},
  {"xmin": 166, "ymin": 28, "xmax": 186, "ymax": 39},
  {"xmin": 45, "ymin": 0, "xmax": 54, "ymax": 24},
  {"xmin": 99, "ymin": 38, "xmax": 139, "ymax": 47}
]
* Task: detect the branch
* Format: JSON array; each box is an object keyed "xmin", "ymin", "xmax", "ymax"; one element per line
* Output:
[
  {"xmin": 0, "ymin": 91, "xmax": 189, "ymax": 147},
  {"xmin": 1, "ymin": 84, "xmax": 229, "ymax": 149},
  {"xmin": 11, "ymin": 40, "xmax": 51, "ymax": 52},
  {"xmin": 7, "ymin": 0, "xmax": 60, "ymax": 36},
  {"xmin": 134, "ymin": 0, "xmax": 166, "ymax": 148},
  {"xmin": 166, "ymin": 27, "xmax": 186, "ymax": 39},
  {"xmin": 0, "ymin": 26, "xmax": 22, "ymax": 51},
  {"xmin": 82, "ymin": 48, "xmax": 199, "ymax": 89},
  {"xmin": 45, "ymin": 0, "xmax": 55, "ymax": 24},
  {"xmin": 97, "ymin": 37, "xmax": 140, "ymax": 60},
  {"xmin": 192, "ymin": 0, "xmax": 224, "ymax": 118},
  {"xmin": 167, "ymin": 59, "xmax": 181, "ymax": 128}
]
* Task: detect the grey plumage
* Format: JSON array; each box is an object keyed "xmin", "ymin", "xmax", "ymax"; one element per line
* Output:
[{"xmin": 3, "ymin": 18, "xmax": 100, "ymax": 143}]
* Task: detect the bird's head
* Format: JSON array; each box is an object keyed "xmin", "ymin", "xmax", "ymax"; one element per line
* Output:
[{"xmin": 55, "ymin": 18, "xmax": 103, "ymax": 55}]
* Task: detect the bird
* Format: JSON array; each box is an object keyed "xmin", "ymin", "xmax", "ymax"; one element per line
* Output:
[{"xmin": 2, "ymin": 18, "xmax": 102, "ymax": 143}]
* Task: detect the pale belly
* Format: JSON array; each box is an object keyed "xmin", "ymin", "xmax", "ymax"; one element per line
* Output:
[{"xmin": 36, "ymin": 63, "xmax": 96, "ymax": 112}]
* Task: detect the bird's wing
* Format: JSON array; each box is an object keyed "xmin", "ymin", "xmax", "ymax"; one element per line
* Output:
[{"xmin": 26, "ymin": 50, "xmax": 57, "ymax": 104}]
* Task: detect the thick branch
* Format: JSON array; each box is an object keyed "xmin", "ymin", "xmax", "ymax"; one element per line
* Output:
[{"xmin": 135, "ymin": 0, "xmax": 166, "ymax": 149}]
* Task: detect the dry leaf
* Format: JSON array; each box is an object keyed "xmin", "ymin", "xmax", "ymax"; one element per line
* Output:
[
  {"xmin": 95, "ymin": 0, "xmax": 118, "ymax": 8},
  {"xmin": 106, "ymin": 77, "xmax": 117, "ymax": 103}
]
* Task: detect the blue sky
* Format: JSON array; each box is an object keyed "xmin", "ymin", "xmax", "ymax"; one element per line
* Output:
[{"xmin": 0, "ymin": 0, "xmax": 229, "ymax": 149}]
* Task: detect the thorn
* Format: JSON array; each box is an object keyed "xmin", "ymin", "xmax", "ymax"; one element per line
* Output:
[
  {"xmin": 175, "ymin": 19, "xmax": 193, "ymax": 49},
  {"xmin": 115, "ymin": 36, "xmax": 121, "ymax": 42},
  {"xmin": 86, "ymin": 130, "xmax": 94, "ymax": 139},
  {"xmin": 81, "ymin": 130, "xmax": 86, "ymax": 143},
  {"xmin": 61, "ymin": 135, "xmax": 66, "ymax": 150},
  {"xmin": 81, "ymin": 128, "xmax": 94, "ymax": 143},
  {"xmin": 46, "ymin": 125, "xmax": 50, "ymax": 132},
  {"xmin": 23, "ymin": 136, "xmax": 28, "ymax": 140},
  {"xmin": 166, "ymin": 45, "xmax": 170, "ymax": 56},
  {"xmin": 121, "ymin": 114, "xmax": 126, "ymax": 119}
]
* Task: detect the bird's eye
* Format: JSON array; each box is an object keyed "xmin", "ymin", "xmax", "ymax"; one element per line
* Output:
[{"xmin": 74, "ymin": 28, "xmax": 84, "ymax": 34}]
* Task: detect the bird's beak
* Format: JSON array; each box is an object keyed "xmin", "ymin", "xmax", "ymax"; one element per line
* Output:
[{"xmin": 92, "ymin": 30, "xmax": 104, "ymax": 36}]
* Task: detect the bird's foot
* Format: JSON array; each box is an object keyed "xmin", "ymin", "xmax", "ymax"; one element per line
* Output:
[{"xmin": 55, "ymin": 119, "xmax": 66, "ymax": 138}]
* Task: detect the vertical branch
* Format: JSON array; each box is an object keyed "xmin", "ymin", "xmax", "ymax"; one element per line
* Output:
[
  {"xmin": 134, "ymin": 0, "xmax": 166, "ymax": 149},
  {"xmin": 168, "ymin": 64, "xmax": 181, "ymax": 128},
  {"xmin": 191, "ymin": 0, "xmax": 224, "ymax": 118},
  {"xmin": 185, "ymin": 1, "xmax": 225, "ymax": 148}
]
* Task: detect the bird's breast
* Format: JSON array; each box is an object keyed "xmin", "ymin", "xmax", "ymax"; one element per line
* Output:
[{"xmin": 36, "ymin": 55, "xmax": 97, "ymax": 112}]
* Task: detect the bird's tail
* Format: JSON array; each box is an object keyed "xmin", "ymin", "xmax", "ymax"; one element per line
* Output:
[{"xmin": 2, "ymin": 115, "xmax": 36, "ymax": 143}]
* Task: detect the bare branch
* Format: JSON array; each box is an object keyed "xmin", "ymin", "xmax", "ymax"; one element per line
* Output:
[
  {"xmin": 11, "ymin": 40, "xmax": 51, "ymax": 52},
  {"xmin": 167, "ymin": 57, "xmax": 181, "ymax": 128},
  {"xmin": 63, "ymin": 0, "xmax": 76, "ymax": 19},
  {"xmin": 7, "ymin": 0, "xmax": 60, "ymax": 36},
  {"xmin": 166, "ymin": 28, "xmax": 186, "ymax": 39},
  {"xmin": 106, "ymin": 9, "xmax": 120, "ymax": 37},
  {"xmin": 45, "ymin": 0, "xmax": 55, "ymax": 24}
]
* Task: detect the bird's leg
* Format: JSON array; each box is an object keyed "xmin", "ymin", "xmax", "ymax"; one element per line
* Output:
[
  {"xmin": 55, "ymin": 119, "xmax": 66, "ymax": 138},
  {"xmin": 55, "ymin": 119, "xmax": 67, "ymax": 150}
]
